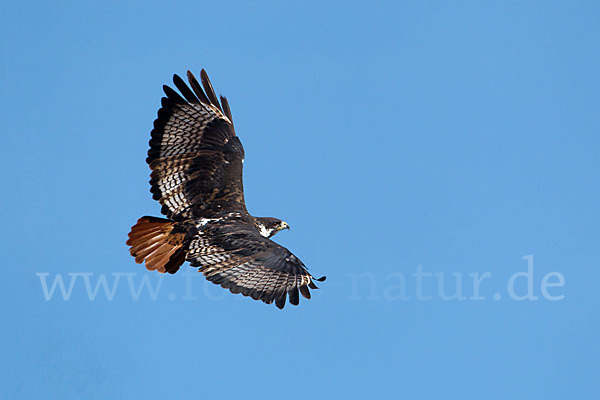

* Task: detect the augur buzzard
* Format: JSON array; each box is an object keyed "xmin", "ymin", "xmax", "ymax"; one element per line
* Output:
[{"xmin": 126, "ymin": 70, "xmax": 325, "ymax": 309}]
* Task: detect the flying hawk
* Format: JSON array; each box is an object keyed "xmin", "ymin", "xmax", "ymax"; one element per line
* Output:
[{"xmin": 126, "ymin": 70, "xmax": 325, "ymax": 309}]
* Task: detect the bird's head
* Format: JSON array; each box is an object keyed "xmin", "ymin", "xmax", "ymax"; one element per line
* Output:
[{"xmin": 254, "ymin": 217, "xmax": 290, "ymax": 238}]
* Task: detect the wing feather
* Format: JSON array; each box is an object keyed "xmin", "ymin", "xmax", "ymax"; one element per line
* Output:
[
  {"xmin": 220, "ymin": 95, "xmax": 234, "ymax": 125},
  {"xmin": 172, "ymin": 74, "xmax": 200, "ymax": 104},
  {"xmin": 200, "ymin": 69, "xmax": 223, "ymax": 112},
  {"xmin": 146, "ymin": 71, "xmax": 245, "ymax": 220},
  {"xmin": 187, "ymin": 216, "xmax": 324, "ymax": 309},
  {"xmin": 186, "ymin": 70, "xmax": 211, "ymax": 104}
]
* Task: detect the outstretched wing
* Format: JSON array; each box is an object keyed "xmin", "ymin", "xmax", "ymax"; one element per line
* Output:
[
  {"xmin": 187, "ymin": 216, "xmax": 325, "ymax": 309},
  {"xmin": 147, "ymin": 70, "xmax": 247, "ymax": 220}
]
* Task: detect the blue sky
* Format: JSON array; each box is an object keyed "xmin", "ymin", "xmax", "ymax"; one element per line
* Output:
[{"xmin": 2, "ymin": 0, "xmax": 599, "ymax": 398}]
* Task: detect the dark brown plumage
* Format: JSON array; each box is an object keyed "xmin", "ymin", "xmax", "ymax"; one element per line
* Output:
[{"xmin": 127, "ymin": 70, "xmax": 325, "ymax": 309}]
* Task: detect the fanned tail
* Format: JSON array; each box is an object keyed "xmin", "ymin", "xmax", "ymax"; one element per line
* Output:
[{"xmin": 126, "ymin": 216, "xmax": 187, "ymax": 274}]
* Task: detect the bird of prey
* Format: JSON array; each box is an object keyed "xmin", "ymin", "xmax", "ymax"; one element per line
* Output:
[{"xmin": 126, "ymin": 69, "xmax": 325, "ymax": 309}]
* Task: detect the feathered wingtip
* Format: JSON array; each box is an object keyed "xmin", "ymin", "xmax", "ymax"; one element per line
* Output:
[
  {"xmin": 199, "ymin": 69, "xmax": 222, "ymax": 112},
  {"xmin": 170, "ymin": 69, "xmax": 234, "ymax": 124},
  {"xmin": 161, "ymin": 69, "xmax": 235, "ymax": 129},
  {"xmin": 275, "ymin": 275, "xmax": 327, "ymax": 310},
  {"xmin": 308, "ymin": 275, "xmax": 326, "ymax": 289}
]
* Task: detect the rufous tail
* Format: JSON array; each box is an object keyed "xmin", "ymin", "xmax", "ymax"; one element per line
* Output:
[{"xmin": 126, "ymin": 216, "xmax": 187, "ymax": 274}]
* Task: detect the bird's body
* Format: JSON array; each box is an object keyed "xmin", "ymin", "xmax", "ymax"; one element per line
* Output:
[{"xmin": 126, "ymin": 70, "xmax": 324, "ymax": 309}]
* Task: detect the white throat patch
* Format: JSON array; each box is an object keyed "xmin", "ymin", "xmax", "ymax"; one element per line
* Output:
[{"xmin": 257, "ymin": 224, "xmax": 275, "ymax": 238}]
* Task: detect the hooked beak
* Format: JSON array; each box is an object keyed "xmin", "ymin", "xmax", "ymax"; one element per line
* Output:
[{"xmin": 282, "ymin": 222, "xmax": 290, "ymax": 231}]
